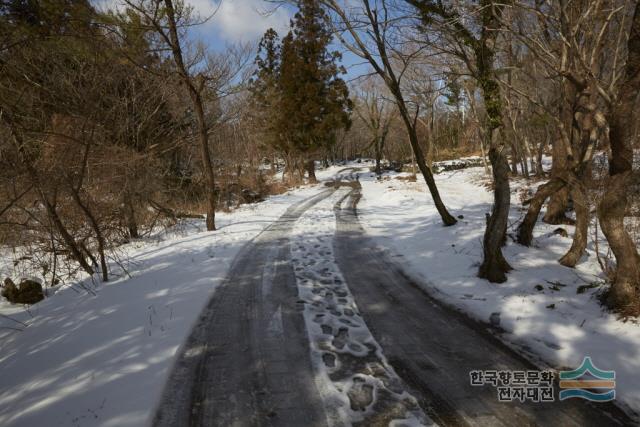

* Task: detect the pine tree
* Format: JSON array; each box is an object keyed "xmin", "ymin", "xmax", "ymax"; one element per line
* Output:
[
  {"xmin": 281, "ymin": 0, "xmax": 352, "ymax": 181},
  {"xmin": 250, "ymin": 29, "xmax": 286, "ymax": 154},
  {"xmin": 251, "ymin": 0, "xmax": 352, "ymax": 182}
]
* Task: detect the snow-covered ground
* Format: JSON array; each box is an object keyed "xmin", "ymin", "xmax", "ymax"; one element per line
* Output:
[
  {"xmin": 356, "ymin": 162, "xmax": 640, "ymax": 420},
  {"xmin": 0, "ymin": 177, "xmax": 341, "ymax": 427},
  {"xmin": 2, "ymin": 159, "xmax": 639, "ymax": 425}
]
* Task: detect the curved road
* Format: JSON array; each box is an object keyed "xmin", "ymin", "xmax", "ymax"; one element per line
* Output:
[{"xmin": 154, "ymin": 170, "xmax": 635, "ymax": 427}]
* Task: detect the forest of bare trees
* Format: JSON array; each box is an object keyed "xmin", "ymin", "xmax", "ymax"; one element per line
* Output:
[{"xmin": 1, "ymin": 0, "xmax": 639, "ymax": 313}]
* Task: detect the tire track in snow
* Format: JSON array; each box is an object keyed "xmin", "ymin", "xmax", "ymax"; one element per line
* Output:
[
  {"xmin": 153, "ymin": 189, "xmax": 338, "ymax": 427},
  {"xmin": 291, "ymin": 187, "xmax": 434, "ymax": 427}
]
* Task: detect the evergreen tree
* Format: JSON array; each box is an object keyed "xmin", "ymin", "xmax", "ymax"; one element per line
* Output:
[
  {"xmin": 251, "ymin": 0, "xmax": 352, "ymax": 181},
  {"xmin": 281, "ymin": 0, "xmax": 352, "ymax": 180},
  {"xmin": 249, "ymin": 29, "xmax": 286, "ymax": 154}
]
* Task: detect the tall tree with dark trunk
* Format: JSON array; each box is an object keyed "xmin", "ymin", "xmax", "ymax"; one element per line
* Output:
[
  {"xmin": 318, "ymin": 0, "xmax": 457, "ymax": 226},
  {"xmin": 599, "ymin": 2, "xmax": 640, "ymax": 310},
  {"xmin": 281, "ymin": 0, "xmax": 352, "ymax": 181},
  {"xmin": 410, "ymin": 0, "xmax": 512, "ymax": 282},
  {"xmin": 162, "ymin": 0, "xmax": 216, "ymax": 230},
  {"xmin": 251, "ymin": 1, "xmax": 352, "ymax": 182}
]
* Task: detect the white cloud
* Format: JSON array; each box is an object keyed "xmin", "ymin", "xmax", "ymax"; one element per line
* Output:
[
  {"xmin": 93, "ymin": 0, "xmax": 291, "ymax": 44},
  {"xmin": 190, "ymin": 0, "xmax": 292, "ymax": 43},
  {"xmin": 92, "ymin": 0, "xmax": 123, "ymax": 12}
]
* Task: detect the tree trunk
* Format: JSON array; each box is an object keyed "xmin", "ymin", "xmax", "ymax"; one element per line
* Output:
[
  {"xmin": 599, "ymin": 173, "xmax": 639, "ymax": 308},
  {"xmin": 427, "ymin": 103, "xmax": 435, "ymax": 170},
  {"xmin": 123, "ymin": 191, "xmax": 139, "ymax": 239},
  {"xmin": 375, "ymin": 139, "xmax": 382, "ymax": 176},
  {"xmin": 517, "ymin": 177, "xmax": 566, "ymax": 245},
  {"xmin": 306, "ymin": 159, "xmax": 317, "ymax": 183},
  {"xmin": 478, "ymin": 127, "xmax": 489, "ymax": 174},
  {"xmin": 558, "ymin": 182, "xmax": 588, "ymax": 267},
  {"xmin": 524, "ymin": 136, "xmax": 535, "ymax": 176},
  {"xmin": 543, "ymin": 87, "xmax": 574, "ymax": 224},
  {"xmin": 476, "ymin": 15, "xmax": 512, "ymax": 282},
  {"xmin": 359, "ymin": 8, "xmax": 456, "ymax": 226},
  {"xmin": 44, "ymin": 196, "xmax": 95, "ymax": 276},
  {"xmin": 164, "ymin": 0, "xmax": 216, "ymax": 231},
  {"xmin": 535, "ymin": 131, "xmax": 548, "ymax": 177},
  {"xmin": 509, "ymin": 141, "xmax": 519, "ymax": 174},
  {"xmin": 191, "ymin": 84, "xmax": 216, "ymax": 231},
  {"xmin": 80, "ymin": 241, "xmax": 99, "ymax": 273},
  {"xmin": 599, "ymin": 1, "xmax": 640, "ymax": 309},
  {"xmin": 70, "ymin": 187, "xmax": 109, "ymax": 281},
  {"xmin": 284, "ymin": 154, "xmax": 293, "ymax": 183},
  {"xmin": 396, "ymin": 97, "xmax": 457, "ymax": 226},
  {"xmin": 544, "ymin": 187, "xmax": 573, "ymax": 224},
  {"xmin": 479, "ymin": 143, "xmax": 513, "ymax": 282}
]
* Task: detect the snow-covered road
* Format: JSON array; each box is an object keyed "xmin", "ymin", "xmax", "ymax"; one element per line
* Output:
[
  {"xmin": 2, "ymin": 162, "xmax": 638, "ymax": 426},
  {"xmin": 153, "ymin": 188, "xmax": 334, "ymax": 427},
  {"xmin": 291, "ymin": 184, "xmax": 430, "ymax": 426},
  {"xmin": 334, "ymin": 179, "xmax": 632, "ymax": 426},
  {"xmin": 154, "ymin": 168, "xmax": 633, "ymax": 426},
  {"xmin": 154, "ymin": 170, "xmax": 433, "ymax": 427}
]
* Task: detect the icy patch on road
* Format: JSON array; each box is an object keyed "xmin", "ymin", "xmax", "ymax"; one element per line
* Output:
[{"xmin": 291, "ymin": 189, "xmax": 433, "ymax": 427}]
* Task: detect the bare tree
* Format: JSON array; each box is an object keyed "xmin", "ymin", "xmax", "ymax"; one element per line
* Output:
[
  {"xmin": 510, "ymin": 0, "xmax": 622, "ymax": 268},
  {"xmin": 405, "ymin": 63, "xmax": 445, "ymax": 170},
  {"xmin": 409, "ymin": 0, "xmax": 513, "ymax": 282},
  {"xmin": 122, "ymin": 0, "xmax": 218, "ymax": 230},
  {"xmin": 354, "ymin": 79, "xmax": 395, "ymax": 176},
  {"xmin": 317, "ymin": 0, "xmax": 458, "ymax": 225}
]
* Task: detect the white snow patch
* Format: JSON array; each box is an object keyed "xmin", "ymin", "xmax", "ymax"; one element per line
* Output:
[{"xmin": 356, "ymin": 164, "xmax": 640, "ymax": 419}]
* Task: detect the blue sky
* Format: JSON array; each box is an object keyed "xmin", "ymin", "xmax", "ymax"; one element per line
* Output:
[
  {"xmin": 190, "ymin": 0, "xmax": 370, "ymax": 81},
  {"xmin": 189, "ymin": 0, "xmax": 292, "ymax": 48},
  {"xmin": 96, "ymin": 0, "xmax": 370, "ymax": 81},
  {"xmin": 94, "ymin": 0, "xmax": 295, "ymax": 48}
]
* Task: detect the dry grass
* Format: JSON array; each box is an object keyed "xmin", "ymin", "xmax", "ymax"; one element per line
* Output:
[
  {"xmin": 433, "ymin": 148, "xmax": 484, "ymax": 162},
  {"xmin": 616, "ymin": 299, "xmax": 640, "ymax": 320},
  {"xmin": 395, "ymin": 175, "xmax": 417, "ymax": 182},
  {"xmin": 596, "ymin": 287, "xmax": 640, "ymax": 320}
]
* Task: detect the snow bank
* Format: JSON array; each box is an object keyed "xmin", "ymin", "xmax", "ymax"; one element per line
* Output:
[{"xmin": 357, "ymin": 166, "xmax": 640, "ymax": 420}]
